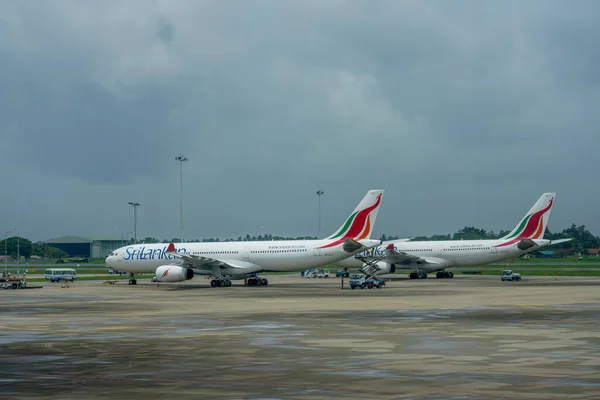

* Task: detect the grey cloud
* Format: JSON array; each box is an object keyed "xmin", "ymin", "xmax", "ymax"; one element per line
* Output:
[
  {"xmin": 157, "ymin": 16, "xmax": 175, "ymax": 43},
  {"xmin": 0, "ymin": 0, "xmax": 599, "ymax": 241}
]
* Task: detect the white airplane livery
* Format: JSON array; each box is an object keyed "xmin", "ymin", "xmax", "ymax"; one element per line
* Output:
[
  {"xmin": 335, "ymin": 192, "xmax": 572, "ymax": 279},
  {"xmin": 105, "ymin": 190, "xmax": 384, "ymax": 287}
]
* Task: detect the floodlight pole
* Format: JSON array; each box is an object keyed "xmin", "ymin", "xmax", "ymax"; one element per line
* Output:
[
  {"xmin": 4, "ymin": 227, "xmax": 15, "ymax": 276},
  {"xmin": 316, "ymin": 190, "xmax": 324, "ymax": 235},
  {"xmin": 175, "ymin": 154, "xmax": 188, "ymax": 243},
  {"xmin": 128, "ymin": 202, "xmax": 140, "ymax": 244}
]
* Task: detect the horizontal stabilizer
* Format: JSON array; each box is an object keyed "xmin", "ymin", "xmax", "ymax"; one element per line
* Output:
[
  {"xmin": 548, "ymin": 238, "xmax": 573, "ymax": 246},
  {"xmin": 517, "ymin": 239, "xmax": 538, "ymax": 251},
  {"xmin": 343, "ymin": 239, "xmax": 365, "ymax": 253}
]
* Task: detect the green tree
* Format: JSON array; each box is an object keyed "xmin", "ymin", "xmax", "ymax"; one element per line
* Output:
[
  {"xmin": 380, "ymin": 234, "xmax": 400, "ymax": 241},
  {"xmin": 0, "ymin": 236, "xmax": 32, "ymax": 258},
  {"xmin": 452, "ymin": 226, "xmax": 491, "ymax": 240},
  {"xmin": 47, "ymin": 246, "xmax": 68, "ymax": 258},
  {"xmin": 30, "ymin": 242, "xmax": 68, "ymax": 259},
  {"xmin": 561, "ymin": 224, "xmax": 599, "ymax": 250},
  {"xmin": 31, "ymin": 242, "xmax": 47, "ymax": 257}
]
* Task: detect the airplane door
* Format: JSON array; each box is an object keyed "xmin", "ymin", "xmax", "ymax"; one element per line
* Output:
[
  {"xmin": 242, "ymin": 246, "xmax": 250, "ymax": 260},
  {"xmin": 436, "ymin": 243, "xmax": 443, "ymax": 257},
  {"xmin": 313, "ymin": 248, "xmax": 321, "ymax": 257},
  {"xmin": 118, "ymin": 250, "xmax": 127, "ymax": 264}
]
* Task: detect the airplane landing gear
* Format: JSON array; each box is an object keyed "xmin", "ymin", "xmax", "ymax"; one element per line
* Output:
[
  {"xmin": 210, "ymin": 277, "xmax": 232, "ymax": 287},
  {"xmin": 246, "ymin": 277, "xmax": 268, "ymax": 287},
  {"xmin": 128, "ymin": 274, "xmax": 137, "ymax": 285},
  {"xmin": 409, "ymin": 272, "xmax": 428, "ymax": 279},
  {"xmin": 435, "ymin": 271, "xmax": 454, "ymax": 279}
]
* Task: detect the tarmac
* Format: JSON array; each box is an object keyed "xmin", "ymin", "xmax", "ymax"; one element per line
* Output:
[{"xmin": 1, "ymin": 274, "xmax": 599, "ymax": 399}]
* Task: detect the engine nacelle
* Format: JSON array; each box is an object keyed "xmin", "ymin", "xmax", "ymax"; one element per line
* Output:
[
  {"xmin": 376, "ymin": 261, "xmax": 396, "ymax": 274},
  {"xmin": 361, "ymin": 261, "xmax": 397, "ymax": 276},
  {"xmin": 155, "ymin": 265, "xmax": 194, "ymax": 282}
]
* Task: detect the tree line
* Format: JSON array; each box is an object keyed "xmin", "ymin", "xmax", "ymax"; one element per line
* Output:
[
  {"xmin": 137, "ymin": 234, "xmax": 320, "ymax": 244},
  {"xmin": 0, "ymin": 237, "xmax": 68, "ymax": 260},
  {"xmin": 1, "ymin": 223, "xmax": 598, "ymax": 260}
]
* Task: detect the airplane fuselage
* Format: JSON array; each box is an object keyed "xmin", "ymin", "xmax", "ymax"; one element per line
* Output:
[
  {"xmin": 336, "ymin": 238, "xmax": 551, "ymax": 273},
  {"xmin": 107, "ymin": 239, "xmax": 380, "ymax": 278}
]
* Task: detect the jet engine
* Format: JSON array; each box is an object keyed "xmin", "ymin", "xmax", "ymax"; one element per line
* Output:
[
  {"xmin": 376, "ymin": 262, "xmax": 396, "ymax": 275},
  {"xmin": 155, "ymin": 265, "xmax": 194, "ymax": 282},
  {"xmin": 361, "ymin": 261, "xmax": 396, "ymax": 276}
]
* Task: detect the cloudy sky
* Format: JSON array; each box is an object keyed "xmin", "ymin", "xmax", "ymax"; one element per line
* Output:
[{"xmin": 1, "ymin": 0, "xmax": 598, "ymax": 242}]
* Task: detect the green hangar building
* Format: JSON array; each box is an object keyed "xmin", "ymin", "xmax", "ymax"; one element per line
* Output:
[{"xmin": 44, "ymin": 236, "xmax": 128, "ymax": 259}]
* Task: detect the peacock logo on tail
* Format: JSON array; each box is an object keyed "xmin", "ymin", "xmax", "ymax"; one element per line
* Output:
[
  {"xmin": 494, "ymin": 196, "xmax": 554, "ymax": 248},
  {"xmin": 319, "ymin": 192, "xmax": 382, "ymax": 249}
]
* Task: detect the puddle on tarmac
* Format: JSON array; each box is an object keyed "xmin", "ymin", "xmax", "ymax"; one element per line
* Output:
[
  {"xmin": 325, "ymin": 369, "xmax": 396, "ymax": 378},
  {"xmin": 5, "ymin": 355, "xmax": 69, "ymax": 363},
  {"xmin": 406, "ymin": 336, "xmax": 472, "ymax": 351}
]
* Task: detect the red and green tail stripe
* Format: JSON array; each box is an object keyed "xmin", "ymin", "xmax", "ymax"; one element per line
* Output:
[
  {"xmin": 494, "ymin": 198, "xmax": 553, "ymax": 248},
  {"xmin": 319, "ymin": 193, "xmax": 382, "ymax": 249}
]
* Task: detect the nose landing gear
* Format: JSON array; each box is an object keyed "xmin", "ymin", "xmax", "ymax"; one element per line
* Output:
[{"xmin": 128, "ymin": 274, "xmax": 137, "ymax": 285}]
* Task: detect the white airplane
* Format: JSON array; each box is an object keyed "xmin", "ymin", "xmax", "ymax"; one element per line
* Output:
[
  {"xmin": 105, "ymin": 190, "xmax": 384, "ymax": 287},
  {"xmin": 335, "ymin": 192, "xmax": 572, "ymax": 280}
]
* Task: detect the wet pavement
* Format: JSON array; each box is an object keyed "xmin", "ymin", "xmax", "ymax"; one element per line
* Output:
[{"xmin": 1, "ymin": 275, "xmax": 600, "ymax": 399}]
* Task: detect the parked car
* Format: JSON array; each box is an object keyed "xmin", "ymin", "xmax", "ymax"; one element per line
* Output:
[
  {"xmin": 312, "ymin": 269, "xmax": 330, "ymax": 278},
  {"xmin": 348, "ymin": 273, "xmax": 385, "ymax": 289},
  {"xmin": 501, "ymin": 269, "xmax": 521, "ymax": 281}
]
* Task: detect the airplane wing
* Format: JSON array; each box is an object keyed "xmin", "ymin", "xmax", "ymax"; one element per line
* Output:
[
  {"xmin": 383, "ymin": 244, "xmax": 424, "ymax": 264},
  {"xmin": 357, "ymin": 243, "xmax": 440, "ymax": 265},
  {"xmin": 165, "ymin": 243, "xmax": 249, "ymax": 271}
]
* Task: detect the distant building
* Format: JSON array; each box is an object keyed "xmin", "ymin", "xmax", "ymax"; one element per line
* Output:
[
  {"xmin": 587, "ymin": 248, "xmax": 600, "ymax": 257},
  {"xmin": 43, "ymin": 236, "xmax": 128, "ymax": 258},
  {"xmin": 536, "ymin": 250, "xmax": 556, "ymax": 258}
]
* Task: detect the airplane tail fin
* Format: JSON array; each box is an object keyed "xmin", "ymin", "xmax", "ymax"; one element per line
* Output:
[
  {"xmin": 502, "ymin": 192, "xmax": 555, "ymax": 241},
  {"xmin": 325, "ymin": 190, "xmax": 384, "ymax": 241}
]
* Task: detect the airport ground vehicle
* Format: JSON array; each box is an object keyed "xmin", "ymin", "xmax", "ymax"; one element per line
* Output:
[
  {"xmin": 45, "ymin": 268, "xmax": 77, "ymax": 282},
  {"xmin": 312, "ymin": 268, "xmax": 330, "ymax": 278},
  {"xmin": 501, "ymin": 269, "xmax": 521, "ymax": 281},
  {"xmin": 336, "ymin": 268, "xmax": 350, "ymax": 278},
  {"xmin": 349, "ymin": 273, "xmax": 385, "ymax": 289},
  {"xmin": 1, "ymin": 272, "xmax": 28, "ymax": 289}
]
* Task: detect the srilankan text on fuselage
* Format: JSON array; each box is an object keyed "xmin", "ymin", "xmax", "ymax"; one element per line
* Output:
[
  {"xmin": 122, "ymin": 243, "xmax": 310, "ymax": 261},
  {"xmin": 124, "ymin": 246, "xmax": 188, "ymax": 261}
]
